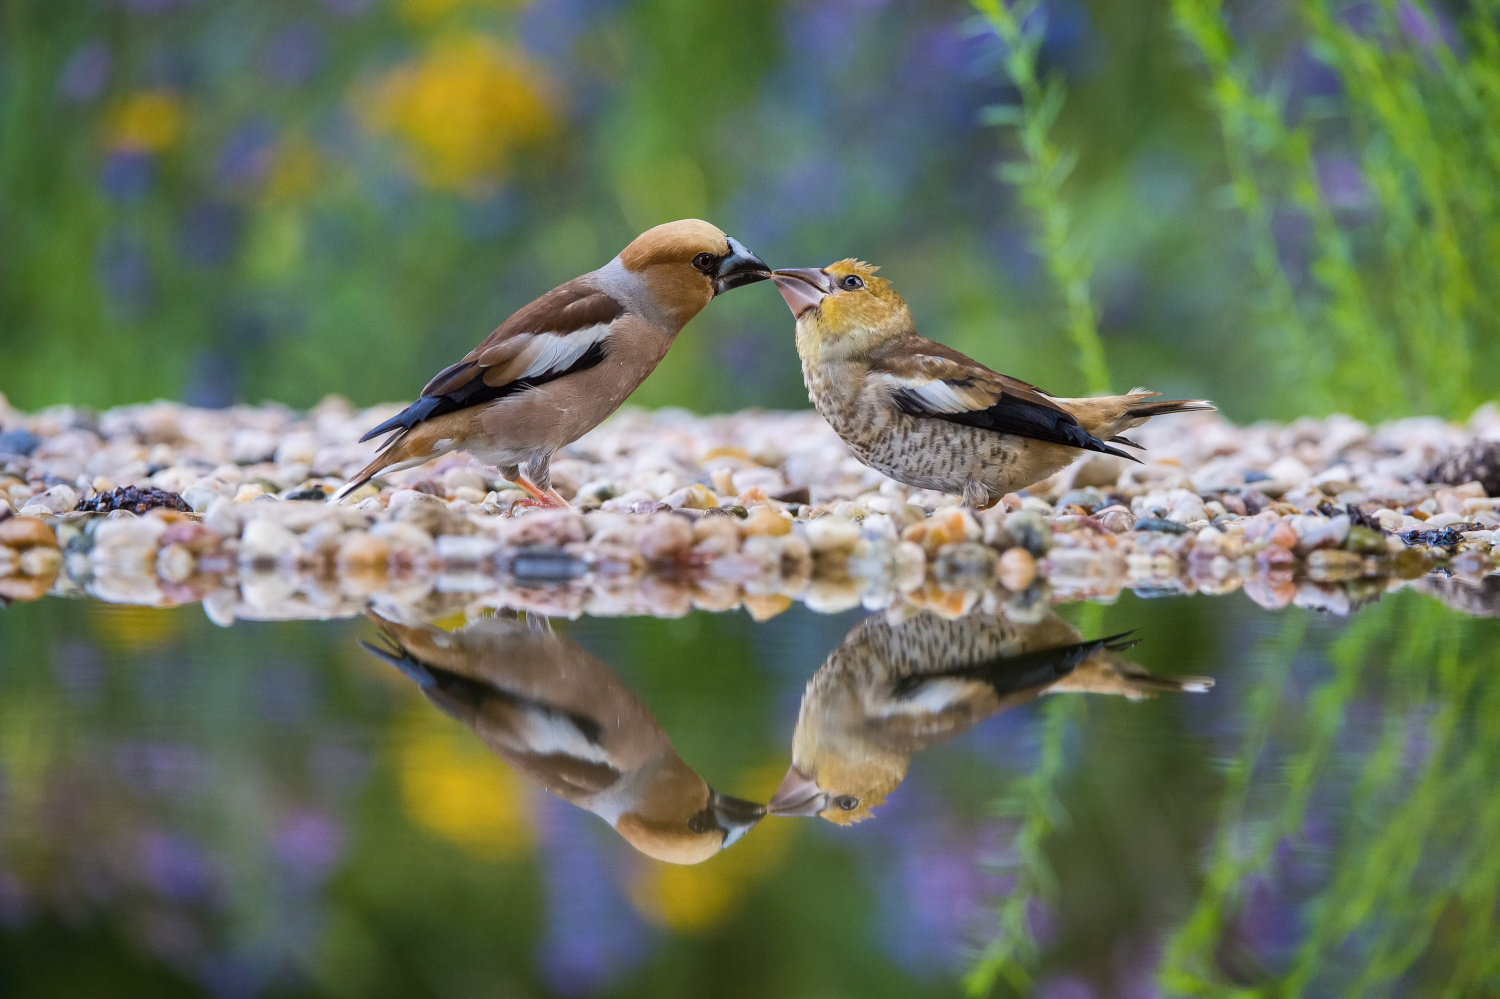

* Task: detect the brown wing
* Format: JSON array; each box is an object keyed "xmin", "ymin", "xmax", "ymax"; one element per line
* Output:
[
  {"xmin": 870, "ymin": 335, "xmax": 1135, "ymax": 459},
  {"xmin": 360, "ymin": 278, "xmax": 625, "ymax": 443}
]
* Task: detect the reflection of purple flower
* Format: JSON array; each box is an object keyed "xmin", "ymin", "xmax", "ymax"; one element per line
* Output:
[
  {"xmin": 533, "ymin": 794, "xmax": 650, "ymax": 996},
  {"xmin": 1037, "ymin": 975, "xmax": 1096, "ymax": 999},
  {"xmin": 1231, "ymin": 871, "xmax": 1302, "ymax": 975},
  {"xmin": 52, "ymin": 640, "xmax": 106, "ymax": 706},
  {"xmin": 100, "ymin": 151, "xmax": 154, "ymax": 201},
  {"xmin": 178, "ymin": 202, "xmax": 242, "ymax": 268},
  {"xmin": 218, "ymin": 119, "xmax": 276, "ymax": 188},
  {"xmin": 258, "ymin": 663, "xmax": 317, "ymax": 725},
  {"xmin": 94, "ymin": 229, "xmax": 154, "ymax": 318},
  {"xmin": 273, "ymin": 812, "xmax": 344, "ymax": 886},
  {"xmin": 263, "ymin": 23, "xmax": 324, "ymax": 85},
  {"xmin": 57, "ymin": 40, "xmax": 111, "ymax": 102},
  {"xmin": 140, "ymin": 831, "xmax": 216, "ymax": 901}
]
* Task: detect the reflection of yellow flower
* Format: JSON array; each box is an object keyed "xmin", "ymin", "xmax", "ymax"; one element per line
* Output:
[
  {"xmin": 104, "ymin": 90, "xmax": 184, "ymax": 153},
  {"xmin": 362, "ymin": 35, "xmax": 552, "ymax": 192},
  {"xmin": 91, "ymin": 604, "xmax": 179, "ymax": 650},
  {"xmin": 265, "ymin": 134, "xmax": 321, "ymax": 201},
  {"xmin": 396, "ymin": 703, "xmax": 533, "ymax": 859},
  {"xmin": 629, "ymin": 763, "xmax": 792, "ymax": 930}
]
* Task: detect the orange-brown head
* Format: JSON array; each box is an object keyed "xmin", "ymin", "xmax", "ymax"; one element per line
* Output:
[
  {"xmin": 771, "ymin": 259, "xmax": 912, "ymax": 364},
  {"xmin": 614, "ymin": 754, "xmax": 767, "ymax": 863},
  {"xmin": 618, "ymin": 219, "xmax": 770, "ymax": 328}
]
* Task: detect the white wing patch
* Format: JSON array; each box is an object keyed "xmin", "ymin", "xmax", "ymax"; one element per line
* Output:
[
  {"xmin": 513, "ymin": 323, "xmax": 611, "ymax": 382},
  {"xmin": 511, "ymin": 705, "xmax": 611, "ymax": 763},
  {"xmin": 878, "ymin": 676, "xmax": 980, "ymax": 715},
  {"xmin": 878, "ymin": 373, "xmax": 974, "ymax": 414}
]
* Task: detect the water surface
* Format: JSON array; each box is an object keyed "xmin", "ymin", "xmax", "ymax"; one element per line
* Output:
[{"xmin": 0, "ymin": 588, "xmax": 1495, "ymax": 998}]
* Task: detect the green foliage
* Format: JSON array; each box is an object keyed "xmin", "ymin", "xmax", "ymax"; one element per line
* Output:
[
  {"xmin": 1172, "ymin": 0, "xmax": 1500, "ymax": 420},
  {"xmin": 972, "ymin": 0, "xmax": 1113, "ymax": 396}
]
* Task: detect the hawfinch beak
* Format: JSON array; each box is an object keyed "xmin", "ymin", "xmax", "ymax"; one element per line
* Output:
[
  {"xmin": 766, "ymin": 764, "xmax": 827, "ymax": 817},
  {"xmin": 771, "ymin": 268, "xmax": 833, "ymax": 318},
  {"xmin": 711, "ymin": 790, "xmax": 767, "ymax": 848},
  {"xmin": 714, "ymin": 237, "xmax": 772, "ymax": 295}
]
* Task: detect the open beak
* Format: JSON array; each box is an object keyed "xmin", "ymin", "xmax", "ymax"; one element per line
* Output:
[
  {"xmin": 771, "ymin": 268, "xmax": 832, "ymax": 319},
  {"xmin": 710, "ymin": 789, "xmax": 767, "ymax": 848},
  {"xmin": 766, "ymin": 764, "xmax": 828, "ymax": 817},
  {"xmin": 713, "ymin": 237, "xmax": 772, "ymax": 296}
]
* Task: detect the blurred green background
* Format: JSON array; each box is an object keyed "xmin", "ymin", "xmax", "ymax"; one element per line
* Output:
[{"xmin": 3, "ymin": 0, "xmax": 1496, "ymax": 424}]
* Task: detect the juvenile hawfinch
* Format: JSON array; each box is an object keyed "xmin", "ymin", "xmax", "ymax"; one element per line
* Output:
[
  {"xmin": 362, "ymin": 611, "xmax": 765, "ymax": 864},
  {"xmin": 339, "ymin": 220, "xmax": 771, "ymax": 504},
  {"xmin": 766, "ymin": 610, "xmax": 1212, "ymax": 824},
  {"xmin": 771, "ymin": 261, "xmax": 1214, "ymax": 508}
]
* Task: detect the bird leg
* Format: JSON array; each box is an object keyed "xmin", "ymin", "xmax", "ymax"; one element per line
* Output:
[
  {"xmin": 522, "ymin": 455, "xmax": 572, "ymax": 509},
  {"xmin": 510, "ymin": 476, "xmax": 571, "ymax": 509},
  {"xmin": 962, "ymin": 479, "xmax": 996, "ymax": 510}
]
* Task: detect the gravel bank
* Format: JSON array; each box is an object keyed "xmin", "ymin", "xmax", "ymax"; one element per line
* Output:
[{"xmin": 1, "ymin": 395, "xmax": 1497, "ymax": 621}]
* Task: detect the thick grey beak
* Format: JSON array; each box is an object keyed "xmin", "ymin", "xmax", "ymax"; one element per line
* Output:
[
  {"xmin": 771, "ymin": 268, "xmax": 832, "ymax": 318},
  {"xmin": 765, "ymin": 764, "xmax": 827, "ymax": 817},
  {"xmin": 713, "ymin": 236, "xmax": 771, "ymax": 295},
  {"xmin": 711, "ymin": 789, "xmax": 766, "ymax": 848}
]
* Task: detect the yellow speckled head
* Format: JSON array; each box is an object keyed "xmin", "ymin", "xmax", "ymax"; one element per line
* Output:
[{"xmin": 772, "ymin": 259, "xmax": 912, "ymax": 362}]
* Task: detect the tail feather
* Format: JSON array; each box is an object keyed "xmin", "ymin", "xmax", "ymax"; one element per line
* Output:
[
  {"xmin": 1060, "ymin": 390, "xmax": 1216, "ymax": 441},
  {"xmin": 333, "ymin": 430, "xmax": 440, "ymax": 500},
  {"xmin": 1120, "ymin": 391, "xmax": 1217, "ymax": 421}
]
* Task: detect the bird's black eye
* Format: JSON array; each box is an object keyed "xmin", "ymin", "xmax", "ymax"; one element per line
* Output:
[
  {"xmin": 834, "ymin": 795, "xmax": 859, "ymax": 811},
  {"xmin": 840, "ymin": 274, "xmax": 864, "ymax": 291},
  {"xmin": 692, "ymin": 252, "xmax": 718, "ymax": 274}
]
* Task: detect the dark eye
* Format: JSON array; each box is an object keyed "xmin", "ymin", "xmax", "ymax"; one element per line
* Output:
[
  {"xmin": 840, "ymin": 274, "xmax": 864, "ymax": 290},
  {"xmin": 692, "ymin": 252, "xmax": 717, "ymax": 273},
  {"xmin": 687, "ymin": 814, "xmax": 712, "ymax": 834},
  {"xmin": 834, "ymin": 795, "xmax": 859, "ymax": 811}
]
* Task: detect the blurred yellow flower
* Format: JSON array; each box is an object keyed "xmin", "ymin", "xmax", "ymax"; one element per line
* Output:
[
  {"xmin": 362, "ymin": 35, "xmax": 553, "ymax": 192},
  {"xmin": 629, "ymin": 762, "xmax": 792, "ymax": 930},
  {"xmin": 396, "ymin": 703, "xmax": 533, "ymax": 859},
  {"xmin": 104, "ymin": 90, "xmax": 184, "ymax": 153}
]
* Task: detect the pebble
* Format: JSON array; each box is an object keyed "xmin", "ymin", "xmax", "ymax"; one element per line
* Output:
[{"xmin": 0, "ymin": 399, "xmax": 1493, "ymax": 620}]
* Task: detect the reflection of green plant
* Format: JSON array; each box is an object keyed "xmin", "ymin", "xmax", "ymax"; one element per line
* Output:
[
  {"xmin": 971, "ymin": 0, "xmax": 1112, "ymax": 396},
  {"xmin": 1156, "ymin": 594, "xmax": 1500, "ymax": 998},
  {"xmin": 1172, "ymin": 0, "xmax": 1500, "ymax": 419}
]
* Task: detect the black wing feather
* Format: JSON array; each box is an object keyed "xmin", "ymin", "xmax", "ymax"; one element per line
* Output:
[
  {"xmin": 893, "ymin": 387, "xmax": 1139, "ymax": 462},
  {"xmin": 891, "ymin": 631, "xmax": 1140, "ymax": 700},
  {"xmin": 359, "ymin": 341, "xmax": 609, "ymax": 444}
]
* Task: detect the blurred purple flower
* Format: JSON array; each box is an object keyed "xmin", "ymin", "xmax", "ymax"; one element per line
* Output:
[
  {"xmin": 198, "ymin": 952, "xmax": 269, "ymax": 999},
  {"xmin": 140, "ymin": 906, "xmax": 206, "ymax": 968},
  {"xmin": 273, "ymin": 812, "xmax": 344, "ymax": 886},
  {"xmin": 99, "ymin": 151, "xmax": 154, "ymax": 201},
  {"xmin": 218, "ymin": 119, "xmax": 277, "ymax": 188},
  {"xmin": 94, "ymin": 229, "xmax": 154, "ymax": 318},
  {"xmin": 178, "ymin": 202, "xmax": 242, "ymax": 268},
  {"xmin": 784, "ymin": 0, "xmax": 891, "ymax": 62},
  {"xmin": 113, "ymin": 740, "xmax": 211, "ymax": 796},
  {"xmin": 1397, "ymin": 1, "xmax": 1441, "ymax": 48},
  {"xmin": 1316, "ymin": 155, "xmax": 1369, "ymax": 210},
  {"xmin": 0, "ymin": 866, "xmax": 29, "ymax": 930},
  {"xmin": 322, "ymin": 0, "xmax": 374, "ymax": 16},
  {"xmin": 140, "ymin": 831, "xmax": 216, "ymax": 901},
  {"xmin": 57, "ymin": 40, "xmax": 112, "ymax": 102},
  {"xmin": 533, "ymin": 794, "xmax": 650, "ymax": 996},
  {"xmin": 183, "ymin": 349, "xmax": 239, "ymax": 409},
  {"xmin": 53, "ymin": 640, "xmax": 107, "ymax": 706},
  {"xmin": 263, "ymin": 23, "xmax": 324, "ymax": 86},
  {"xmin": 118, "ymin": 0, "xmax": 195, "ymax": 10},
  {"xmin": 519, "ymin": 0, "xmax": 628, "ymax": 59}
]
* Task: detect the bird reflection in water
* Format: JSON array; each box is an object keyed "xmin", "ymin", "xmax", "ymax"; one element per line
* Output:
[
  {"xmin": 361, "ymin": 611, "xmax": 765, "ymax": 865},
  {"xmin": 767, "ymin": 610, "xmax": 1215, "ymax": 824}
]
